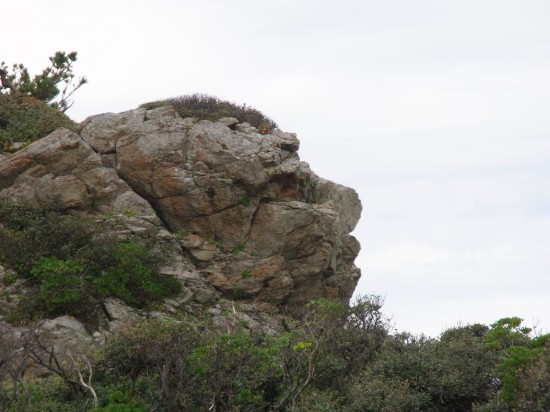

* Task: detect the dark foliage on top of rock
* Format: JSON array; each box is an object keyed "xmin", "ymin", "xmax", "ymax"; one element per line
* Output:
[
  {"xmin": 0, "ymin": 94, "xmax": 77, "ymax": 151},
  {"xmin": 140, "ymin": 93, "xmax": 278, "ymax": 134}
]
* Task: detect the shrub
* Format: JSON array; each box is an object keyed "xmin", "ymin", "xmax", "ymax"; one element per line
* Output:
[
  {"xmin": 348, "ymin": 374, "xmax": 427, "ymax": 412},
  {"xmin": 348, "ymin": 325, "xmax": 500, "ymax": 412},
  {"xmin": 1, "ymin": 377, "xmax": 85, "ymax": 412},
  {"xmin": 306, "ymin": 296, "xmax": 390, "ymax": 392},
  {"xmin": 189, "ymin": 329, "xmax": 284, "ymax": 410},
  {"xmin": 140, "ymin": 93, "xmax": 278, "ymax": 133},
  {"xmin": 96, "ymin": 320, "xmax": 204, "ymax": 410},
  {"xmin": 0, "ymin": 198, "xmax": 180, "ymax": 324},
  {"xmin": 0, "ymin": 93, "xmax": 77, "ymax": 150},
  {"xmin": 230, "ymin": 242, "xmax": 246, "ymax": 255},
  {"xmin": 94, "ymin": 242, "xmax": 181, "ymax": 308},
  {"xmin": 293, "ymin": 387, "xmax": 345, "ymax": 412},
  {"xmin": 0, "ymin": 198, "xmax": 93, "ymax": 274},
  {"xmin": 30, "ymin": 257, "xmax": 89, "ymax": 317}
]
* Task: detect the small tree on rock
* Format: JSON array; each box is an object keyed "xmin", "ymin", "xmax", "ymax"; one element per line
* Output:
[{"xmin": 0, "ymin": 51, "xmax": 87, "ymax": 112}]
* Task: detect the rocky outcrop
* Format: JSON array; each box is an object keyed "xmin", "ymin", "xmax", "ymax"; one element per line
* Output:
[{"xmin": 0, "ymin": 106, "xmax": 362, "ymax": 331}]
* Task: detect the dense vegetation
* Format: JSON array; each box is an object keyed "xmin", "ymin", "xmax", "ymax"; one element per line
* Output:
[
  {"xmin": 0, "ymin": 198, "xmax": 180, "ymax": 325},
  {"xmin": 140, "ymin": 93, "xmax": 279, "ymax": 134},
  {"xmin": 0, "ymin": 295, "xmax": 548, "ymax": 411},
  {"xmin": 0, "ymin": 93, "xmax": 77, "ymax": 150}
]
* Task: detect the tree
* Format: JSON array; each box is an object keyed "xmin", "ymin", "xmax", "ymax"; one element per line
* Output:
[
  {"xmin": 0, "ymin": 51, "xmax": 87, "ymax": 112},
  {"xmin": 477, "ymin": 318, "xmax": 550, "ymax": 411}
]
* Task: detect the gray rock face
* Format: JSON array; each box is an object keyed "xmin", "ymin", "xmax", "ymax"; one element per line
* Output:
[
  {"xmin": 38, "ymin": 315, "xmax": 94, "ymax": 355},
  {"xmin": 0, "ymin": 105, "xmax": 362, "ymax": 317}
]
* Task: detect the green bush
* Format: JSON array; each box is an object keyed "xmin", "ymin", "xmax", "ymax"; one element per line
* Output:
[
  {"xmin": 88, "ymin": 386, "xmax": 147, "ymax": 412},
  {"xmin": 0, "ymin": 198, "xmax": 180, "ymax": 324},
  {"xmin": 0, "ymin": 198, "xmax": 94, "ymax": 274},
  {"xmin": 0, "ymin": 93, "xmax": 77, "ymax": 150},
  {"xmin": 140, "ymin": 93, "xmax": 278, "ymax": 133},
  {"xmin": 348, "ymin": 374, "xmax": 427, "ymax": 412},
  {"xmin": 95, "ymin": 320, "xmax": 204, "ymax": 410},
  {"xmin": 96, "ymin": 319, "xmax": 294, "ymax": 411},
  {"xmin": 94, "ymin": 242, "xmax": 181, "ymax": 308},
  {"xmin": 189, "ymin": 329, "xmax": 285, "ymax": 410},
  {"xmin": 3, "ymin": 291, "xmax": 550, "ymax": 411},
  {"xmin": 348, "ymin": 325, "xmax": 500, "ymax": 412},
  {"xmin": 1, "ymin": 377, "xmax": 84, "ymax": 412},
  {"xmin": 230, "ymin": 242, "xmax": 246, "ymax": 255},
  {"xmin": 31, "ymin": 257, "xmax": 88, "ymax": 317},
  {"xmin": 293, "ymin": 387, "xmax": 345, "ymax": 412}
]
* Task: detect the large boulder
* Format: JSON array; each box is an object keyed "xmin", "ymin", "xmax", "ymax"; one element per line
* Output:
[{"xmin": 0, "ymin": 105, "xmax": 362, "ymax": 311}]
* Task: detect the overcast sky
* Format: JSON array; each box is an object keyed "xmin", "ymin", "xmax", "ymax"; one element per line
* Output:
[{"xmin": 4, "ymin": 0, "xmax": 549, "ymax": 337}]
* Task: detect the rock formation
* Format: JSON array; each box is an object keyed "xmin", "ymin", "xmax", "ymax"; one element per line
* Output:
[{"xmin": 0, "ymin": 105, "xmax": 362, "ymax": 343}]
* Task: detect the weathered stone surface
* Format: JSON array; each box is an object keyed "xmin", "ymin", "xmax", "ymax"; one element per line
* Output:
[
  {"xmin": 38, "ymin": 316, "xmax": 94, "ymax": 355},
  {"xmin": 0, "ymin": 128, "xmax": 155, "ymax": 218},
  {"xmin": 0, "ymin": 104, "xmax": 362, "ymax": 333}
]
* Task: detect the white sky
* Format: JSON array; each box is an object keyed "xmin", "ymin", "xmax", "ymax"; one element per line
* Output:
[{"xmin": 3, "ymin": 0, "xmax": 549, "ymax": 337}]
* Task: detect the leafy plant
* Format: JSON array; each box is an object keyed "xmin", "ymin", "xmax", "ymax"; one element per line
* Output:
[
  {"xmin": 0, "ymin": 52, "xmax": 84, "ymax": 150},
  {"xmin": 1, "ymin": 272, "xmax": 17, "ymax": 286},
  {"xmin": 188, "ymin": 326, "xmax": 284, "ymax": 410},
  {"xmin": 306, "ymin": 177, "xmax": 319, "ymax": 204},
  {"xmin": 230, "ymin": 242, "xmax": 246, "ymax": 255},
  {"xmin": 481, "ymin": 317, "xmax": 550, "ymax": 409},
  {"xmin": 95, "ymin": 242, "xmax": 181, "ymax": 308},
  {"xmin": 95, "ymin": 320, "xmax": 204, "ymax": 410},
  {"xmin": 30, "ymin": 257, "xmax": 88, "ymax": 317},
  {"xmin": 122, "ymin": 209, "xmax": 136, "ymax": 218},
  {"xmin": 0, "ymin": 198, "xmax": 180, "ymax": 324},
  {"xmin": 240, "ymin": 196, "xmax": 252, "ymax": 207},
  {"xmin": 174, "ymin": 228, "xmax": 190, "ymax": 241},
  {"xmin": 240, "ymin": 269, "xmax": 252, "ymax": 279}
]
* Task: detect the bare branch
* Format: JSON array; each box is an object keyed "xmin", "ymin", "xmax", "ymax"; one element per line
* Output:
[{"xmin": 71, "ymin": 355, "xmax": 98, "ymax": 408}]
